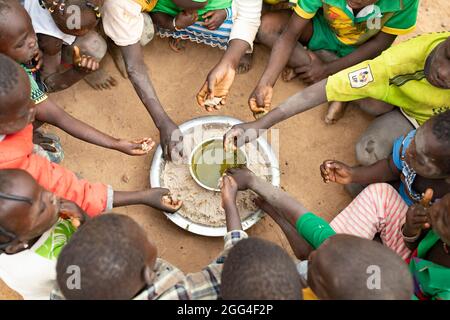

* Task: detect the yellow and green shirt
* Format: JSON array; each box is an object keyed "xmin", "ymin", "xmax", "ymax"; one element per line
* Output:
[
  {"xmin": 294, "ymin": 0, "xmax": 418, "ymax": 46},
  {"xmin": 326, "ymin": 32, "xmax": 450, "ymax": 125},
  {"xmin": 133, "ymin": 0, "xmax": 158, "ymax": 12},
  {"xmin": 153, "ymin": 0, "xmax": 232, "ymax": 18}
]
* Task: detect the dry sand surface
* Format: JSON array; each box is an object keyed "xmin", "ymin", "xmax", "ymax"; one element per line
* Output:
[{"xmin": 1, "ymin": 0, "xmax": 449, "ymax": 299}]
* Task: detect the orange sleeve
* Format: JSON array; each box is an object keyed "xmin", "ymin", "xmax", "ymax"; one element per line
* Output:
[{"xmin": 0, "ymin": 125, "xmax": 108, "ymax": 216}]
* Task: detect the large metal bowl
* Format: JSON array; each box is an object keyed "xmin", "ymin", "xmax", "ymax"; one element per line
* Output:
[{"xmin": 149, "ymin": 116, "xmax": 280, "ymax": 237}]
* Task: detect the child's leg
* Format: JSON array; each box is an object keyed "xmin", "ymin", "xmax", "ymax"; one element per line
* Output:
[
  {"xmin": 257, "ymin": 10, "xmax": 313, "ymax": 79},
  {"xmin": 355, "ymin": 109, "xmax": 414, "ymax": 166},
  {"xmin": 330, "ymin": 183, "xmax": 411, "ymax": 260}
]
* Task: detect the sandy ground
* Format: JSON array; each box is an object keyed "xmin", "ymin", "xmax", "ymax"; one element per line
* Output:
[{"xmin": 1, "ymin": 0, "xmax": 448, "ymax": 300}]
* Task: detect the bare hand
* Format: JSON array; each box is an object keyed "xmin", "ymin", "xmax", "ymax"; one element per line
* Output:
[
  {"xmin": 220, "ymin": 175, "xmax": 238, "ymax": 208},
  {"xmin": 174, "ymin": 10, "xmax": 198, "ymax": 29},
  {"xmin": 115, "ymin": 138, "xmax": 155, "ymax": 156},
  {"xmin": 146, "ymin": 188, "xmax": 183, "ymax": 213},
  {"xmin": 197, "ymin": 62, "xmax": 235, "ymax": 112},
  {"xmin": 160, "ymin": 122, "xmax": 184, "ymax": 162},
  {"xmin": 59, "ymin": 199, "xmax": 90, "ymax": 228},
  {"xmin": 249, "ymin": 84, "xmax": 273, "ymax": 118},
  {"xmin": 223, "ymin": 122, "xmax": 260, "ymax": 152},
  {"xmin": 224, "ymin": 167, "xmax": 255, "ymax": 191},
  {"xmin": 73, "ymin": 46, "xmax": 100, "ymax": 73},
  {"xmin": 202, "ymin": 9, "xmax": 227, "ymax": 30},
  {"xmin": 320, "ymin": 160, "xmax": 353, "ymax": 184},
  {"xmin": 31, "ymin": 50, "xmax": 44, "ymax": 72},
  {"xmin": 295, "ymin": 51, "xmax": 329, "ymax": 85}
]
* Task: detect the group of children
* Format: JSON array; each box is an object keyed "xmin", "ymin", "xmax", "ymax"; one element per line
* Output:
[{"xmin": 0, "ymin": 0, "xmax": 448, "ymax": 300}]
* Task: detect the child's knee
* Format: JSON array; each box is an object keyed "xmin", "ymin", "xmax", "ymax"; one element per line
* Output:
[
  {"xmin": 75, "ymin": 31, "xmax": 107, "ymax": 61},
  {"xmin": 355, "ymin": 135, "xmax": 391, "ymax": 166},
  {"xmin": 258, "ymin": 12, "xmax": 287, "ymax": 42}
]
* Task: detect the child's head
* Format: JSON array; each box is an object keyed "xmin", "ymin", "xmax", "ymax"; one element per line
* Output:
[
  {"xmin": 428, "ymin": 193, "xmax": 450, "ymax": 245},
  {"xmin": 56, "ymin": 214, "xmax": 158, "ymax": 300},
  {"xmin": 0, "ymin": 54, "xmax": 36, "ymax": 135},
  {"xmin": 425, "ymin": 36, "xmax": 450, "ymax": 89},
  {"xmin": 346, "ymin": 0, "xmax": 378, "ymax": 10},
  {"xmin": 307, "ymin": 234, "xmax": 413, "ymax": 300},
  {"xmin": 0, "ymin": 0, "xmax": 38, "ymax": 65},
  {"xmin": 221, "ymin": 238, "xmax": 303, "ymax": 300},
  {"xmin": 405, "ymin": 110, "xmax": 450, "ymax": 179},
  {"xmin": 41, "ymin": 0, "xmax": 101, "ymax": 37},
  {"xmin": 0, "ymin": 169, "xmax": 60, "ymax": 254}
]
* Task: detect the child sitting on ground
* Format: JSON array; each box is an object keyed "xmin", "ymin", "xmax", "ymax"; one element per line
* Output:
[
  {"xmin": 22, "ymin": 0, "xmax": 116, "ymax": 91},
  {"xmin": 0, "ymin": 169, "xmax": 89, "ymax": 299},
  {"xmin": 0, "ymin": 54, "xmax": 182, "ymax": 217},
  {"xmin": 225, "ymin": 168, "xmax": 414, "ymax": 299},
  {"xmin": 320, "ymin": 109, "xmax": 450, "ymax": 204},
  {"xmin": 0, "ymin": 2, "xmax": 154, "ymax": 163},
  {"xmin": 250, "ymin": 0, "xmax": 419, "ymax": 122},
  {"xmin": 221, "ymin": 237, "xmax": 303, "ymax": 300},
  {"xmin": 225, "ymin": 32, "xmax": 450, "ymax": 168},
  {"xmin": 151, "ymin": 0, "xmax": 233, "ymax": 52},
  {"xmin": 52, "ymin": 176, "xmax": 247, "ymax": 300}
]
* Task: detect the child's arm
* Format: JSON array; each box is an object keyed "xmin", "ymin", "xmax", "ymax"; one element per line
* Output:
[
  {"xmin": 38, "ymin": 35, "xmax": 99, "ymax": 92},
  {"xmin": 320, "ymin": 158, "xmax": 400, "ymax": 186},
  {"xmin": 256, "ymin": 197, "xmax": 313, "ymax": 260},
  {"xmin": 151, "ymin": 11, "xmax": 198, "ymax": 30},
  {"xmin": 35, "ymin": 99, "xmax": 154, "ymax": 156},
  {"xmin": 197, "ymin": 39, "xmax": 249, "ymax": 111},
  {"xmin": 249, "ymin": 14, "xmax": 309, "ymax": 113},
  {"xmin": 221, "ymin": 175, "xmax": 243, "ymax": 231},
  {"xmin": 119, "ymin": 43, "xmax": 183, "ymax": 161},
  {"xmin": 224, "ymin": 79, "xmax": 328, "ymax": 150},
  {"xmin": 300, "ymin": 32, "xmax": 396, "ymax": 84},
  {"xmin": 226, "ymin": 168, "xmax": 309, "ymax": 227},
  {"xmin": 113, "ymin": 188, "xmax": 182, "ymax": 213}
]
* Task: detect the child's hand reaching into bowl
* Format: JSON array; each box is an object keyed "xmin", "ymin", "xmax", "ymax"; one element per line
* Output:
[
  {"xmin": 144, "ymin": 188, "xmax": 183, "ymax": 213},
  {"xmin": 220, "ymin": 175, "xmax": 238, "ymax": 209}
]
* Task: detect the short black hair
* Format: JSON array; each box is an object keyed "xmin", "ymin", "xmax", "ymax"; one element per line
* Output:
[
  {"xmin": 0, "ymin": 0, "xmax": 14, "ymax": 15},
  {"xmin": 320, "ymin": 235, "xmax": 413, "ymax": 300},
  {"xmin": 0, "ymin": 169, "xmax": 18, "ymax": 251},
  {"xmin": 221, "ymin": 238, "xmax": 303, "ymax": 300},
  {"xmin": 432, "ymin": 109, "xmax": 450, "ymax": 147},
  {"xmin": 432, "ymin": 109, "xmax": 450, "ymax": 173},
  {"xmin": 0, "ymin": 54, "xmax": 19, "ymax": 98},
  {"xmin": 56, "ymin": 214, "xmax": 148, "ymax": 300}
]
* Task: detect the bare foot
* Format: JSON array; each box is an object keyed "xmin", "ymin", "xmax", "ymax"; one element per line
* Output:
[
  {"xmin": 108, "ymin": 40, "xmax": 128, "ymax": 79},
  {"xmin": 169, "ymin": 38, "xmax": 186, "ymax": 53},
  {"xmin": 325, "ymin": 101, "xmax": 347, "ymax": 125},
  {"xmin": 282, "ymin": 67, "xmax": 298, "ymax": 82},
  {"xmin": 237, "ymin": 53, "xmax": 253, "ymax": 74},
  {"xmin": 84, "ymin": 69, "xmax": 118, "ymax": 91}
]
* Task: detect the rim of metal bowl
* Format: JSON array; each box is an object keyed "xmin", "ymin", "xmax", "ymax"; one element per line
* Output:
[
  {"xmin": 188, "ymin": 137, "xmax": 249, "ymax": 192},
  {"xmin": 149, "ymin": 115, "xmax": 280, "ymax": 237}
]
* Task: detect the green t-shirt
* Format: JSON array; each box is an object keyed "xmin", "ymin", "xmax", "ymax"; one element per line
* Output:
[
  {"xmin": 409, "ymin": 230, "xmax": 450, "ymax": 300},
  {"xmin": 326, "ymin": 32, "xmax": 450, "ymax": 125},
  {"xmin": 296, "ymin": 212, "xmax": 336, "ymax": 249},
  {"xmin": 294, "ymin": 0, "xmax": 418, "ymax": 46},
  {"xmin": 153, "ymin": 0, "xmax": 232, "ymax": 20}
]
